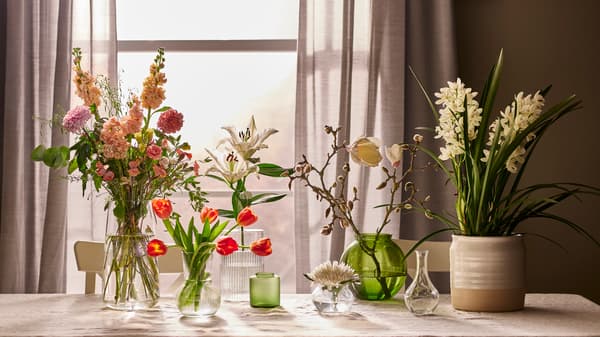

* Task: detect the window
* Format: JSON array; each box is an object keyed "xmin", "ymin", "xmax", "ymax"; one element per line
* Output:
[{"xmin": 66, "ymin": 1, "xmax": 299, "ymax": 293}]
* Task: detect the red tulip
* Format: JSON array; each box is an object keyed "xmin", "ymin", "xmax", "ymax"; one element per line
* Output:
[
  {"xmin": 215, "ymin": 236, "xmax": 239, "ymax": 256},
  {"xmin": 236, "ymin": 207, "xmax": 258, "ymax": 227},
  {"xmin": 250, "ymin": 237, "xmax": 272, "ymax": 256},
  {"xmin": 151, "ymin": 198, "xmax": 172, "ymax": 219},
  {"xmin": 147, "ymin": 239, "xmax": 167, "ymax": 257},
  {"xmin": 200, "ymin": 206, "xmax": 219, "ymax": 224}
]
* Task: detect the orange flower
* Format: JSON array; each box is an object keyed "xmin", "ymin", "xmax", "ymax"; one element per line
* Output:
[
  {"xmin": 200, "ymin": 207, "xmax": 219, "ymax": 224},
  {"xmin": 151, "ymin": 198, "xmax": 172, "ymax": 219},
  {"xmin": 237, "ymin": 207, "xmax": 258, "ymax": 227},
  {"xmin": 216, "ymin": 236, "xmax": 238, "ymax": 256},
  {"xmin": 147, "ymin": 239, "xmax": 167, "ymax": 257},
  {"xmin": 250, "ymin": 237, "xmax": 272, "ymax": 256}
]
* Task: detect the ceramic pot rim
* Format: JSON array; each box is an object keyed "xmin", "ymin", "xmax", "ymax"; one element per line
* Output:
[{"xmin": 451, "ymin": 233, "xmax": 523, "ymax": 242}]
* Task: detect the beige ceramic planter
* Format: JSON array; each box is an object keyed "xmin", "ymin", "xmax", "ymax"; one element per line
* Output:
[{"xmin": 450, "ymin": 234, "xmax": 525, "ymax": 312}]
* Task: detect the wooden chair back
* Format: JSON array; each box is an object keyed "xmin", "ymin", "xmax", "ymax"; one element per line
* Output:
[
  {"xmin": 73, "ymin": 240, "xmax": 183, "ymax": 294},
  {"xmin": 394, "ymin": 239, "xmax": 450, "ymax": 277}
]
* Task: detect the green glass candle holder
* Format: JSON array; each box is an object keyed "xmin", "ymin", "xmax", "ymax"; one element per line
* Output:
[{"xmin": 249, "ymin": 272, "xmax": 280, "ymax": 308}]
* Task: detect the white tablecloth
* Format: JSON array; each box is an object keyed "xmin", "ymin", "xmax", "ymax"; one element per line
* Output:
[{"xmin": 0, "ymin": 293, "xmax": 598, "ymax": 337}]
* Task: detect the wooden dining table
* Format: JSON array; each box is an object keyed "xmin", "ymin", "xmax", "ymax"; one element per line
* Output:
[{"xmin": 0, "ymin": 293, "xmax": 598, "ymax": 337}]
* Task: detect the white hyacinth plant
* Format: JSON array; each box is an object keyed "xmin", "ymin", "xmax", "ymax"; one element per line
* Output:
[{"xmin": 412, "ymin": 50, "xmax": 600, "ymax": 241}]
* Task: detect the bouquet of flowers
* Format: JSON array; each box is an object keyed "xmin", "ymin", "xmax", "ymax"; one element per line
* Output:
[
  {"xmin": 32, "ymin": 48, "xmax": 204, "ymax": 308},
  {"xmin": 411, "ymin": 50, "xmax": 599, "ymax": 241}
]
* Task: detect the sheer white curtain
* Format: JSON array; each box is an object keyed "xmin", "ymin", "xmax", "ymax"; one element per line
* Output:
[
  {"xmin": 0, "ymin": 0, "xmax": 72, "ymax": 293},
  {"xmin": 294, "ymin": 0, "xmax": 456, "ymax": 293},
  {"xmin": 66, "ymin": 0, "xmax": 117, "ymax": 293}
]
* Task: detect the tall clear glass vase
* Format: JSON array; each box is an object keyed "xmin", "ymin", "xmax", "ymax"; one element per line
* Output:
[
  {"xmin": 102, "ymin": 200, "xmax": 160, "ymax": 311},
  {"xmin": 220, "ymin": 228, "xmax": 264, "ymax": 302},
  {"xmin": 404, "ymin": 250, "xmax": 439, "ymax": 315}
]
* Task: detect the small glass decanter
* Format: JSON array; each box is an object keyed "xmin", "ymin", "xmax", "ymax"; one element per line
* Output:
[{"xmin": 403, "ymin": 250, "xmax": 439, "ymax": 315}]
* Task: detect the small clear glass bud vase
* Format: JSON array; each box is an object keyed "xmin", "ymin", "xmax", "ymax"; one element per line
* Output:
[{"xmin": 403, "ymin": 250, "xmax": 439, "ymax": 315}]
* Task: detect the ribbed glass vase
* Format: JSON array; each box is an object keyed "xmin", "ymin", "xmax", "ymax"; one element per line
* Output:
[{"xmin": 220, "ymin": 228, "xmax": 265, "ymax": 302}]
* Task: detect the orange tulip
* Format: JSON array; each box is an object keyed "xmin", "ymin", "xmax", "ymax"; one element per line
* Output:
[
  {"xmin": 147, "ymin": 239, "xmax": 167, "ymax": 257},
  {"xmin": 151, "ymin": 198, "xmax": 172, "ymax": 219},
  {"xmin": 250, "ymin": 237, "xmax": 272, "ymax": 256},
  {"xmin": 236, "ymin": 207, "xmax": 258, "ymax": 227},
  {"xmin": 200, "ymin": 206, "xmax": 219, "ymax": 224},
  {"xmin": 216, "ymin": 236, "xmax": 238, "ymax": 256}
]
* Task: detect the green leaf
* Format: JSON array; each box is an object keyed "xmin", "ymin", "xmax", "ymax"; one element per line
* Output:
[
  {"xmin": 42, "ymin": 146, "xmax": 69, "ymax": 168},
  {"xmin": 218, "ymin": 209, "xmax": 236, "ymax": 218},
  {"xmin": 113, "ymin": 204, "xmax": 125, "ymax": 219},
  {"xmin": 201, "ymin": 219, "xmax": 211, "ymax": 241},
  {"xmin": 68, "ymin": 158, "xmax": 78, "ymax": 174},
  {"xmin": 31, "ymin": 145, "xmax": 46, "ymax": 161},
  {"xmin": 209, "ymin": 220, "xmax": 229, "ymax": 241},
  {"xmin": 249, "ymin": 192, "xmax": 287, "ymax": 204},
  {"xmin": 257, "ymin": 163, "xmax": 293, "ymax": 177}
]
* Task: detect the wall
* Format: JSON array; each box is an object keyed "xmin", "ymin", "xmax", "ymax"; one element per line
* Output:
[{"xmin": 454, "ymin": 0, "xmax": 600, "ymax": 303}]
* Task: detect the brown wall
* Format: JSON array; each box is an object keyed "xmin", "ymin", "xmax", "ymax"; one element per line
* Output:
[{"xmin": 454, "ymin": 0, "xmax": 600, "ymax": 303}]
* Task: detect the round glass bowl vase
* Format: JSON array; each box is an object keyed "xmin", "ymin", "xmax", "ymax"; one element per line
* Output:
[{"xmin": 340, "ymin": 233, "xmax": 406, "ymax": 300}]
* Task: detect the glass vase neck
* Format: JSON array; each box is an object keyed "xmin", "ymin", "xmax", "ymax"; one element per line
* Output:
[{"xmin": 356, "ymin": 233, "xmax": 392, "ymax": 241}]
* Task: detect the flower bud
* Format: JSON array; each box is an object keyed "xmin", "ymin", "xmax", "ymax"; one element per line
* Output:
[
  {"xmin": 250, "ymin": 237, "xmax": 272, "ymax": 256},
  {"xmin": 413, "ymin": 134, "xmax": 424, "ymax": 144},
  {"xmin": 200, "ymin": 206, "xmax": 219, "ymax": 224},
  {"xmin": 151, "ymin": 198, "xmax": 172, "ymax": 219},
  {"xmin": 147, "ymin": 239, "xmax": 168, "ymax": 257},
  {"xmin": 385, "ymin": 144, "xmax": 403, "ymax": 168},
  {"xmin": 237, "ymin": 207, "xmax": 258, "ymax": 227},
  {"xmin": 347, "ymin": 137, "xmax": 382, "ymax": 167},
  {"xmin": 216, "ymin": 236, "xmax": 239, "ymax": 256}
]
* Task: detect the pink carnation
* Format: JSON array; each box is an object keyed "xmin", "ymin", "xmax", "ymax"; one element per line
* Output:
[
  {"xmin": 62, "ymin": 105, "xmax": 92, "ymax": 133},
  {"xmin": 146, "ymin": 144, "xmax": 162, "ymax": 160},
  {"xmin": 157, "ymin": 108, "xmax": 184, "ymax": 134}
]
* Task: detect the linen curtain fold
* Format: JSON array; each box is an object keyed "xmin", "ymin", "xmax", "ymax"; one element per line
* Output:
[
  {"xmin": 0, "ymin": 0, "xmax": 72, "ymax": 293},
  {"xmin": 294, "ymin": 0, "xmax": 456, "ymax": 293},
  {"xmin": 0, "ymin": 0, "xmax": 117, "ymax": 293}
]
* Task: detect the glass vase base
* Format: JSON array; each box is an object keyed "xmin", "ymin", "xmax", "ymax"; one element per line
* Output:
[
  {"xmin": 104, "ymin": 300, "xmax": 158, "ymax": 311},
  {"xmin": 351, "ymin": 275, "xmax": 406, "ymax": 300}
]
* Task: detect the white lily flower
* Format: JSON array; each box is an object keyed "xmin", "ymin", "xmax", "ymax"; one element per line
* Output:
[
  {"xmin": 218, "ymin": 116, "xmax": 278, "ymax": 161},
  {"xmin": 205, "ymin": 148, "xmax": 258, "ymax": 184}
]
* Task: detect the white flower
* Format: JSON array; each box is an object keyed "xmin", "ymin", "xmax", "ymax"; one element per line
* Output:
[
  {"xmin": 305, "ymin": 261, "xmax": 358, "ymax": 289},
  {"xmin": 434, "ymin": 78, "xmax": 483, "ymax": 160},
  {"xmin": 218, "ymin": 116, "xmax": 278, "ymax": 161},
  {"xmin": 205, "ymin": 149, "xmax": 258, "ymax": 184},
  {"xmin": 385, "ymin": 144, "xmax": 403, "ymax": 168},
  {"xmin": 483, "ymin": 91, "xmax": 545, "ymax": 173},
  {"xmin": 347, "ymin": 137, "xmax": 382, "ymax": 167}
]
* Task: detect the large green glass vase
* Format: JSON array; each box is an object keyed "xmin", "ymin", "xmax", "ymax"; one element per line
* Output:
[{"xmin": 340, "ymin": 233, "xmax": 406, "ymax": 300}]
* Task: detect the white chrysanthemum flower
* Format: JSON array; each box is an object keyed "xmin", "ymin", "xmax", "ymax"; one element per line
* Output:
[
  {"xmin": 483, "ymin": 91, "xmax": 545, "ymax": 172},
  {"xmin": 434, "ymin": 78, "xmax": 483, "ymax": 161},
  {"xmin": 304, "ymin": 261, "xmax": 358, "ymax": 289}
]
